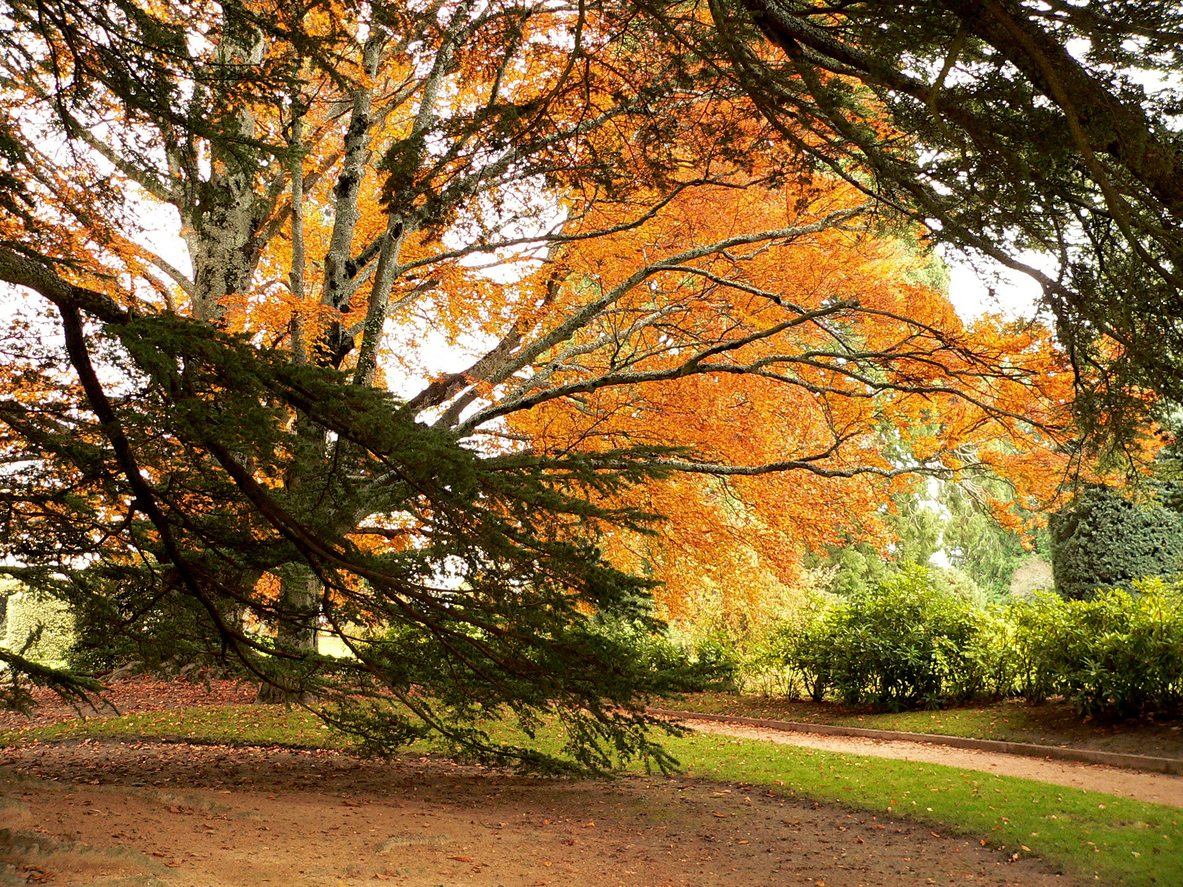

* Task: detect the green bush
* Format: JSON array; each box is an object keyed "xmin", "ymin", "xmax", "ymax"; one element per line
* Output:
[
  {"xmin": 2, "ymin": 586, "xmax": 76, "ymax": 667},
  {"xmin": 1049, "ymin": 486, "xmax": 1183, "ymax": 600},
  {"xmin": 737, "ymin": 628, "xmax": 803, "ymax": 697},
  {"xmin": 1008, "ymin": 590, "xmax": 1073, "ymax": 704},
  {"xmin": 762, "ymin": 589, "xmax": 836, "ymax": 702},
  {"xmin": 778, "ymin": 567, "xmax": 1011, "ymax": 710},
  {"xmin": 746, "ymin": 566, "xmax": 1183, "ymax": 718},
  {"xmin": 1011, "ymin": 579, "xmax": 1183, "ymax": 717},
  {"xmin": 684, "ymin": 632, "xmax": 743, "ymax": 692}
]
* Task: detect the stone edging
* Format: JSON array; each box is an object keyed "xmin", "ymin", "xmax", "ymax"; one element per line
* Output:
[{"xmin": 647, "ymin": 708, "xmax": 1183, "ymax": 776}]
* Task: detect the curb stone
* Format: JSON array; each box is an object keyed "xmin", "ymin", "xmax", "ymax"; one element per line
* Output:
[{"xmin": 648, "ymin": 708, "xmax": 1183, "ymax": 776}]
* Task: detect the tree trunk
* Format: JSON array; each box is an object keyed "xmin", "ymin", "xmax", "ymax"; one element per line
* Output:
[
  {"xmin": 276, "ymin": 563, "xmax": 320, "ymax": 653},
  {"xmin": 256, "ymin": 564, "xmax": 321, "ymax": 704}
]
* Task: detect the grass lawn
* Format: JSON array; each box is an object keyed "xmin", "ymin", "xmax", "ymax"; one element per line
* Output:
[{"xmin": 662, "ymin": 730, "xmax": 1182, "ymax": 887}]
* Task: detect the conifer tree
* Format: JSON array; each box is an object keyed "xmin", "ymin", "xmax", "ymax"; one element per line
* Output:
[{"xmin": 690, "ymin": 0, "xmax": 1183, "ymax": 443}]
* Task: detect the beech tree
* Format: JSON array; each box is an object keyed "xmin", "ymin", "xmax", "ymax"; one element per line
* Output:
[
  {"xmin": 0, "ymin": 0, "xmax": 1126, "ymax": 764},
  {"xmin": 505, "ymin": 170, "xmax": 1086, "ymax": 621}
]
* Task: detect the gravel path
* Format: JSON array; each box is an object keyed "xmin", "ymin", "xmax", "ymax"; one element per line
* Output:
[{"xmin": 683, "ymin": 717, "xmax": 1183, "ymax": 808}]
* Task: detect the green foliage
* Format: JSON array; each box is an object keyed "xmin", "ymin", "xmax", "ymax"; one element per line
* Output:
[
  {"xmin": 888, "ymin": 496, "xmax": 944, "ymax": 567},
  {"xmin": 808, "ymin": 491, "xmax": 939, "ymax": 598},
  {"xmin": 777, "ymin": 567, "xmax": 1011, "ymax": 710},
  {"xmin": 753, "ymin": 570, "xmax": 1183, "ymax": 718},
  {"xmin": 680, "ymin": 632, "xmax": 743, "ymax": 693},
  {"xmin": 1049, "ymin": 486, "xmax": 1183, "ymax": 600},
  {"xmin": 940, "ymin": 485, "xmax": 1036, "ymax": 600},
  {"xmin": 1150, "ymin": 407, "xmax": 1183, "ymax": 513},
  {"xmin": 1010, "ymin": 581, "xmax": 1183, "ymax": 717},
  {"xmin": 0, "ymin": 314, "xmax": 700, "ymax": 772},
  {"xmin": 323, "ymin": 610, "xmax": 725, "ymax": 773},
  {"xmin": 812, "ymin": 481, "xmax": 1038, "ymax": 603},
  {"xmin": 0, "ymin": 579, "xmax": 100, "ymax": 711},
  {"xmin": 65, "ymin": 562, "xmax": 231, "ymax": 674},
  {"xmin": 814, "ymin": 540, "xmax": 893, "ymax": 597},
  {"xmin": 769, "ymin": 589, "xmax": 837, "ymax": 703},
  {"xmin": 2, "ymin": 585, "xmax": 75, "ymax": 667}
]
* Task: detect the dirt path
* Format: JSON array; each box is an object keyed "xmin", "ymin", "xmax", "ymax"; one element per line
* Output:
[
  {"xmin": 1, "ymin": 740, "xmax": 1087, "ymax": 887},
  {"xmin": 683, "ymin": 718, "xmax": 1183, "ymax": 808}
]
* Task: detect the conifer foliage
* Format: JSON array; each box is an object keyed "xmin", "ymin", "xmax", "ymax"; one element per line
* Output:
[{"xmin": 1049, "ymin": 486, "xmax": 1183, "ymax": 601}]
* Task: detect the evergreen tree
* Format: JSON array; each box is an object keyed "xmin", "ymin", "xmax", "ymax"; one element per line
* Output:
[
  {"xmin": 1049, "ymin": 486, "xmax": 1183, "ymax": 600},
  {"xmin": 940, "ymin": 484, "xmax": 1035, "ymax": 600}
]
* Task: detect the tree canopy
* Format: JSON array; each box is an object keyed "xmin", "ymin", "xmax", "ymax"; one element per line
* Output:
[
  {"xmin": 691, "ymin": 0, "xmax": 1183, "ymax": 443},
  {"xmin": 0, "ymin": 0, "xmax": 1166, "ymax": 766}
]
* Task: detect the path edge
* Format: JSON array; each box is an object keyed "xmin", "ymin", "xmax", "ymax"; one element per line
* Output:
[{"xmin": 648, "ymin": 708, "xmax": 1183, "ymax": 776}]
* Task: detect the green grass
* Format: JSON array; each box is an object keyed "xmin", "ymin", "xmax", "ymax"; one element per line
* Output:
[
  {"xmin": 5, "ymin": 705, "xmax": 1179, "ymax": 886},
  {"xmin": 659, "ymin": 730, "xmax": 1181, "ymax": 887}
]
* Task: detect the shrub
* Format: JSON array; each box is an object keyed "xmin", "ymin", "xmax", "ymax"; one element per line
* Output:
[
  {"xmin": 2, "ymin": 586, "xmax": 76, "ymax": 667},
  {"xmin": 1011, "ymin": 579, "xmax": 1183, "ymax": 717},
  {"xmin": 680, "ymin": 631, "xmax": 743, "ymax": 692},
  {"xmin": 733, "ymin": 628, "xmax": 800, "ymax": 697},
  {"xmin": 1008, "ymin": 591, "xmax": 1073, "ymax": 703},
  {"xmin": 778, "ymin": 566, "xmax": 1011, "ymax": 710},
  {"xmin": 776, "ymin": 591, "xmax": 842, "ymax": 700}
]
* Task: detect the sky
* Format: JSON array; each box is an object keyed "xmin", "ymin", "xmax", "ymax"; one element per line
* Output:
[{"xmin": 943, "ymin": 250, "xmax": 1046, "ymax": 323}]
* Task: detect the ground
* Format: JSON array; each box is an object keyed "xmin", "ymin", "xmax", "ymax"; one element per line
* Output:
[
  {"xmin": 0, "ymin": 678, "xmax": 1151, "ymax": 887},
  {"xmin": 684, "ymin": 720, "xmax": 1183, "ymax": 807},
  {"xmin": 2, "ymin": 742, "xmax": 1085, "ymax": 887}
]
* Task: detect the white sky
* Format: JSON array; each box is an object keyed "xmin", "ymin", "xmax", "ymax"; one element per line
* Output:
[{"xmin": 943, "ymin": 250, "xmax": 1047, "ymax": 322}]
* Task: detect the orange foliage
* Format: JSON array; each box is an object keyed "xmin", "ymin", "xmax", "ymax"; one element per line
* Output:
[{"xmin": 507, "ymin": 174, "xmax": 1090, "ymax": 618}]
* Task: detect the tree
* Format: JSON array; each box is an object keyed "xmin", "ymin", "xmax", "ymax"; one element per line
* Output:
[
  {"xmin": 940, "ymin": 480, "xmax": 1040, "ymax": 599},
  {"xmin": 504, "ymin": 168, "xmax": 1086, "ymax": 624},
  {"xmin": 679, "ymin": 0, "xmax": 1183, "ymax": 446},
  {"xmin": 1049, "ymin": 485, "xmax": 1183, "ymax": 600},
  {"xmin": 0, "ymin": 0, "xmax": 1125, "ymax": 765},
  {"xmin": 1152, "ymin": 407, "xmax": 1183, "ymax": 513}
]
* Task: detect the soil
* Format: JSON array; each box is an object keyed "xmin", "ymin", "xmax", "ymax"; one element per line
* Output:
[
  {"xmin": 1, "ymin": 743, "xmax": 1087, "ymax": 887},
  {"xmin": 1, "ymin": 678, "xmax": 1174, "ymax": 887}
]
